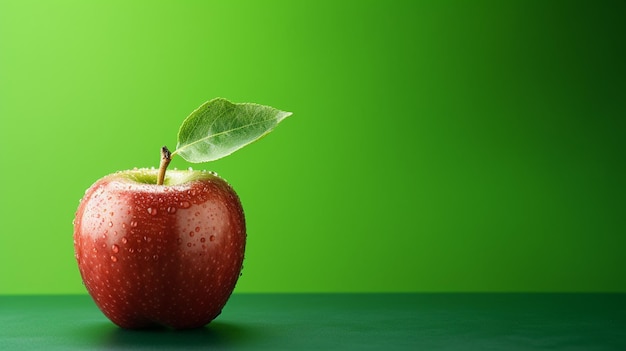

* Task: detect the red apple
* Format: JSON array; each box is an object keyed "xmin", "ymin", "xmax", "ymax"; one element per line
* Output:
[{"xmin": 73, "ymin": 168, "xmax": 246, "ymax": 329}]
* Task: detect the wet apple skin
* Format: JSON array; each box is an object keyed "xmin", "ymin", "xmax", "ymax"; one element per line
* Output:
[{"xmin": 74, "ymin": 170, "xmax": 246, "ymax": 329}]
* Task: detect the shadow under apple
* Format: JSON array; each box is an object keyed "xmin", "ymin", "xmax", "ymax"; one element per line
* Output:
[
  {"xmin": 77, "ymin": 320, "xmax": 265, "ymax": 350},
  {"xmin": 120, "ymin": 321, "xmax": 263, "ymax": 349}
]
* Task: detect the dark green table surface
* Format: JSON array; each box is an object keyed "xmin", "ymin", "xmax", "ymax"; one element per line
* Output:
[{"xmin": 1, "ymin": 293, "xmax": 625, "ymax": 350}]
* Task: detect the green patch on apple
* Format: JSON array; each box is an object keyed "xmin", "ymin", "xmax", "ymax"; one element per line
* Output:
[{"xmin": 73, "ymin": 98, "xmax": 292, "ymax": 329}]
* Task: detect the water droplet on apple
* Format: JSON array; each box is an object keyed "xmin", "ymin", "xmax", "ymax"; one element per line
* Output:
[
  {"xmin": 147, "ymin": 207, "xmax": 157, "ymax": 216},
  {"xmin": 187, "ymin": 243, "xmax": 192, "ymax": 247},
  {"xmin": 195, "ymin": 226, "xmax": 200, "ymax": 232},
  {"xmin": 177, "ymin": 238, "xmax": 182, "ymax": 245},
  {"xmin": 130, "ymin": 221, "xmax": 138, "ymax": 228},
  {"xmin": 188, "ymin": 167, "xmax": 193, "ymax": 171},
  {"xmin": 180, "ymin": 201, "xmax": 191, "ymax": 209},
  {"xmin": 108, "ymin": 221, "xmax": 113, "ymax": 227},
  {"xmin": 92, "ymin": 247, "xmax": 98, "ymax": 253},
  {"xmin": 112, "ymin": 244, "xmax": 119, "ymax": 253},
  {"xmin": 110, "ymin": 256, "xmax": 118, "ymax": 262},
  {"xmin": 189, "ymin": 231, "xmax": 195, "ymax": 237},
  {"xmin": 167, "ymin": 206, "xmax": 177, "ymax": 214},
  {"xmin": 200, "ymin": 237, "xmax": 206, "ymax": 243},
  {"xmin": 209, "ymin": 235, "xmax": 215, "ymax": 242},
  {"xmin": 121, "ymin": 237, "xmax": 128, "ymax": 244},
  {"xmin": 152, "ymin": 254, "xmax": 159, "ymax": 261}
]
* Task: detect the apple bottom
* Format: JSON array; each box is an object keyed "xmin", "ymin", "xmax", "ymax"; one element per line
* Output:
[{"xmin": 80, "ymin": 234, "xmax": 242, "ymax": 330}]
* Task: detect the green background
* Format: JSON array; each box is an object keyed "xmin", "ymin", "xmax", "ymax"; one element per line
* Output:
[{"xmin": 0, "ymin": 1, "xmax": 624, "ymax": 294}]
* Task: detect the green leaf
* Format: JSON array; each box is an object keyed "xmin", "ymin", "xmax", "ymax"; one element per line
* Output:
[{"xmin": 173, "ymin": 98, "xmax": 292, "ymax": 163}]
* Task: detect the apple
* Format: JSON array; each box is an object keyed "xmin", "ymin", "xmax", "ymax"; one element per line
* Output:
[
  {"xmin": 73, "ymin": 167, "xmax": 246, "ymax": 329},
  {"xmin": 72, "ymin": 98, "xmax": 291, "ymax": 329}
]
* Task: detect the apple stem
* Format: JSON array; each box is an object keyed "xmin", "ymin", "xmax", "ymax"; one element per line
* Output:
[{"xmin": 157, "ymin": 146, "xmax": 172, "ymax": 186}]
